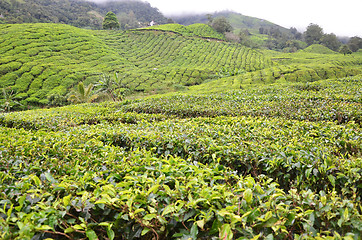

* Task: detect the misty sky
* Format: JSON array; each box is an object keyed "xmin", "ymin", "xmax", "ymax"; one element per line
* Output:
[{"xmin": 90, "ymin": 0, "xmax": 362, "ymax": 37}]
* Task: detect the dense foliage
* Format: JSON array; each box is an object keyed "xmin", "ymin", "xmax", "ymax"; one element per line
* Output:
[
  {"xmin": 0, "ymin": 75, "xmax": 361, "ymax": 239},
  {"xmin": 0, "ymin": 0, "xmax": 168, "ymax": 29},
  {"xmin": 102, "ymin": 11, "xmax": 120, "ymax": 30}
]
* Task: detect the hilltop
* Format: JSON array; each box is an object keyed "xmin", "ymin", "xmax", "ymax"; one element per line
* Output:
[{"xmin": 172, "ymin": 10, "xmax": 292, "ymax": 36}]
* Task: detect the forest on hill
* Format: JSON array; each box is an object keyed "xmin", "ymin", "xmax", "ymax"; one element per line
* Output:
[{"xmin": 0, "ymin": 0, "xmax": 169, "ymax": 29}]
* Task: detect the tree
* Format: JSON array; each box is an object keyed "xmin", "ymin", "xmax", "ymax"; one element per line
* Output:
[
  {"xmin": 118, "ymin": 11, "xmax": 139, "ymax": 30},
  {"xmin": 321, "ymin": 33, "xmax": 341, "ymax": 51},
  {"xmin": 211, "ymin": 16, "xmax": 233, "ymax": 34},
  {"xmin": 290, "ymin": 27, "xmax": 302, "ymax": 40},
  {"xmin": 347, "ymin": 36, "xmax": 362, "ymax": 52},
  {"xmin": 206, "ymin": 14, "xmax": 213, "ymax": 25},
  {"xmin": 67, "ymin": 82, "xmax": 98, "ymax": 104},
  {"xmin": 102, "ymin": 11, "xmax": 120, "ymax": 30},
  {"xmin": 96, "ymin": 72, "xmax": 130, "ymax": 101},
  {"xmin": 304, "ymin": 23, "xmax": 324, "ymax": 45},
  {"xmin": 0, "ymin": 87, "xmax": 21, "ymax": 112},
  {"xmin": 339, "ymin": 45, "xmax": 352, "ymax": 55}
]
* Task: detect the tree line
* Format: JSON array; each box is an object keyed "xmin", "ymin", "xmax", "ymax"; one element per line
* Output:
[
  {"xmin": 200, "ymin": 15, "xmax": 362, "ymax": 53},
  {"xmin": 304, "ymin": 23, "xmax": 361, "ymax": 53}
]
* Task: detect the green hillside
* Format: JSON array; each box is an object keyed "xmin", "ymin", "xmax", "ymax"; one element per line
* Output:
[
  {"xmin": 0, "ymin": 75, "xmax": 361, "ymax": 239},
  {"xmin": 1, "ymin": 23, "xmax": 361, "ymax": 111},
  {"xmin": 0, "ymin": 23, "xmax": 272, "ymax": 108}
]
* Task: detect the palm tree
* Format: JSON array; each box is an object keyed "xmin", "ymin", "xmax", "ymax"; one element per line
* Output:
[
  {"xmin": 67, "ymin": 82, "xmax": 98, "ymax": 104},
  {"xmin": 96, "ymin": 72, "xmax": 130, "ymax": 101},
  {"xmin": 0, "ymin": 88, "xmax": 21, "ymax": 112}
]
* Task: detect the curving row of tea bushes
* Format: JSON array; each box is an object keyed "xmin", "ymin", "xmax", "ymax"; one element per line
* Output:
[
  {"xmin": 124, "ymin": 76, "xmax": 362, "ymax": 125},
  {"xmin": 73, "ymin": 116, "xmax": 361, "ymax": 197},
  {"xmin": 0, "ymin": 101, "xmax": 168, "ymax": 131},
  {"xmin": 136, "ymin": 23, "xmax": 226, "ymax": 40},
  {"xmin": 0, "ymin": 125, "xmax": 361, "ymax": 239},
  {"xmin": 98, "ymin": 29, "xmax": 271, "ymax": 82}
]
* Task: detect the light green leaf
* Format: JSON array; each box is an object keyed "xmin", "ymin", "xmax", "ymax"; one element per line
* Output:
[
  {"xmin": 162, "ymin": 205, "xmax": 174, "ymax": 216},
  {"xmin": 134, "ymin": 208, "xmax": 145, "ymax": 215},
  {"xmin": 343, "ymin": 208, "xmax": 349, "ymax": 221},
  {"xmin": 218, "ymin": 209, "xmax": 230, "ymax": 217},
  {"xmin": 143, "ymin": 213, "xmax": 157, "ymax": 221},
  {"xmin": 73, "ymin": 224, "xmax": 84, "ymax": 230},
  {"xmin": 107, "ymin": 228, "xmax": 115, "ymax": 240},
  {"xmin": 328, "ymin": 175, "xmax": 335, "ymax": 187},
  {"xmin": 86, "ymin": 229, "xmax": 98, "ymax": 240},
  {"xmin": 141, "ymin": 228, "xmax": 151, "ymax": 236},
  {"xmin": 196, "ymin": 219, "xmax": 205, "ymax": 229},
  {"xmin": 63, "ymin": 194, "xmax": 72, "ymax": 207},
  {"xmin": 147, "ymin": 184, "xmax": 160, "ymax": 195},
  {"xmin": 321, "ymin": 196, "xmax": 327, "ymax": 205},
  {"xmin": 44, "ymin": 171, "xmax": 56, "ymax": 183},
  {"xmin": 264, "ymin": 211, "xmax": 272, "ymax": 221},
  {"xmin": 304, "ymin": 210, "xmax": 314, "ymax": 215},
  {"xmin": 64, "ymin": 227, "xmax": 74, "ymax": 233},
  {"xmin": 219, "ymin": 224, "xmax": 233, "ymax": 240},
  {"xmin": 244, "ymin": 189, "xmax": 253, "ymax": 204},
  {"xmin": 35, "ymin": 225, "xmax": 52, "ymax": 231},
  {"xmin": 99, "ymin": 222, "xmax": 110, "ymax": 227},
  {"xmin": 32, "ymin": 175, "xmax": 41, "ymax": 186}
]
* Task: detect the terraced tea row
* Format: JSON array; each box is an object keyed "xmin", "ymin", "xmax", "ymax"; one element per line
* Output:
[
  {"xmin": 95, "ymin": 30, "xmax": 271, "ymax": 87},
  {"xmin": 125, "ymin": 76, "xmax": 362, "ymax": 126},
  {"xmin": 138, "ymin": 23, "xmax": 226, "ymax": 40}
]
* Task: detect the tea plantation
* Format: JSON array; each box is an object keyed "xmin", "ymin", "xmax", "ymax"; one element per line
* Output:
[
  {"xmin": 0, "ymin": 23, "xmax": 362, "ymax": 239},
  {"xmin": 1, "ymin": 74, "xmax": 362, "ymax": 239}
]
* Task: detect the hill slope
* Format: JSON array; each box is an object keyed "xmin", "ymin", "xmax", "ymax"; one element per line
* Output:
[
  {"xmin": 1, "ymin": 23, "xmax": 361, "ymax": 110},
  {"xmin": 0, "ymin": 23, "xmax": 271, "ymax": 108}
]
